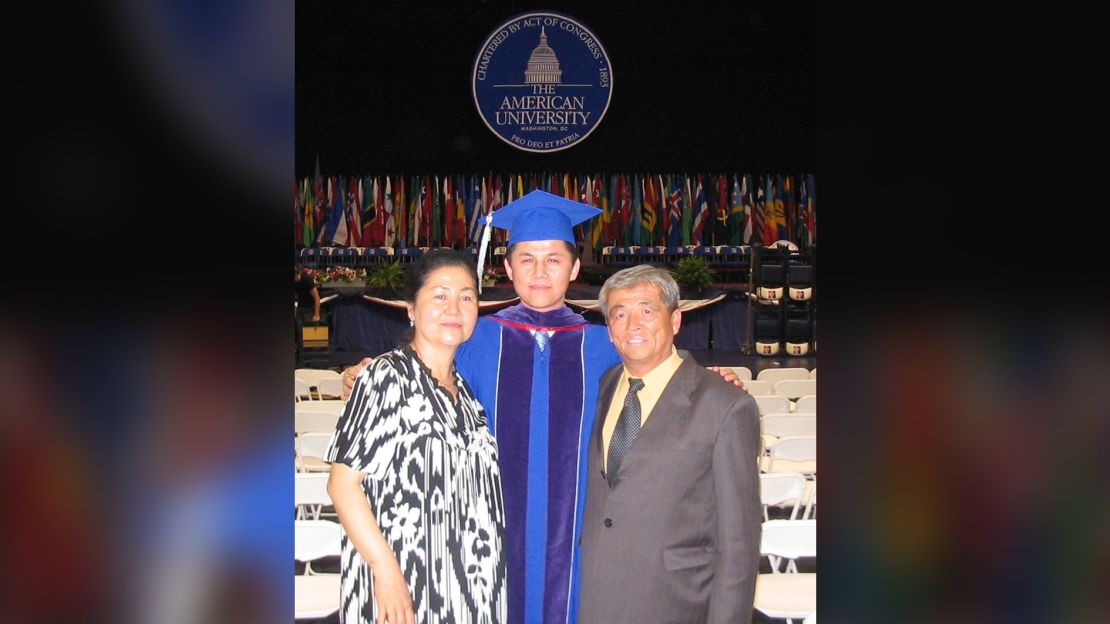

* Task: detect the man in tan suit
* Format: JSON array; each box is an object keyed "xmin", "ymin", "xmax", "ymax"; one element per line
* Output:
[{"xmin": 578, "ymin": 265, "xmax": 761, "ymax": 624}]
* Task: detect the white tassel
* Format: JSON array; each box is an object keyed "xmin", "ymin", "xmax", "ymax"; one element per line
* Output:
[{"xmin": 476, "ymin": 216, "xmax": 493, "ymax": 295}]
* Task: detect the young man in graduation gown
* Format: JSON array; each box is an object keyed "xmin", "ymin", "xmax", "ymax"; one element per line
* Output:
[{"xmin": 455, "ymin": 191, "xmax": 619, "ymax": 624}]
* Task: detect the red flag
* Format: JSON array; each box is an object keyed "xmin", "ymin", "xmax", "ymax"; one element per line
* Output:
[{"xmin": 619, "ymin": 175, "xmax": 631, "ymax": 240}]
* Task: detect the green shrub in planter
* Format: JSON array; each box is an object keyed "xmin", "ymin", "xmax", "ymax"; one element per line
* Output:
[
  {"xmin": 673, "ymin": 256, "xmax": 715, "ymax": 294},
  {"xmin": 367, "ymin": 261, "xmax": 405, "ymax": 289}
]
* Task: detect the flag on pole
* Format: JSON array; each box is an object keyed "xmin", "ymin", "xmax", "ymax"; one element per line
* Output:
[
  {"xmin": 467, "ymin": 175, "xmax": 482, "ymax": 244},
  {"xmin": 784, "ymin": 175, "xmax": 797, "ymax": 243},
  {"xmin": 422, "ymin": 175, "xmax": 434, "ymax": 246},
  {"xmin": 619, "ymin": 175, "xmax": 632, "ymax": 244},
  {"xmin": 752, "ymin": 176, "xmax": 765, "ymax": 246},
  {"xmin": 715, "ymin": 174, "xmax": 730, "ymax": 246},
  {"xmin": 630, "ymin": 174, "xmax": 642, "ymax": 245},
  {"xmin": 302, "ymin": 179, "xmax": 315, "ymax": 248},
  {"xmin": 328, "ymin": 177, "xmax": 348, "ymax": 246},
  {"xmin": 489, "ymin": 174, "xmax": 504, "ymax": 246},
  {"xmin": 346, "ymin": 177, "xmax": 362, "ymax": 247},
  {"xmin": 366, "ymin": 176, "xmax": 379, "ymax": 246},
  {"xmin": 728, "ymin": 175, "xmax": 743, "ymax": 246},
  {"xmin": 681, "ymin": 176, "xmax": 693, "ymax": 246},
  {"xmin": 667, "ymin": 176, "xmax": 683, "ymax": 247},
  {"xmin": 395, "ymin": 176, "xmax": 407, "ymax": 248},
  {"xmin": 443, "ymin": 176, "xmax": 454, "ymax": 246},
  {"xmin": 431, "ymin": 176, "xmax": 442, "ymax": 247},
  {"xmin": 762, "ymin": 175, "xmax": 777, "ymax": 244},
  {"xmin": 773, "ymin": 174, "xmax": 789, "ymax": 242},
  {"xmin": 741, "ymin": 174, "xmax": 754, "ymax": 245},
  {"xmin": 606, "ymin": 174, "xmax": 619, "ymax": 245},
  {"xmin": 315, "ymin": 176, "xmax": 326, "ymax": 244},
  {"xmin": 383, "ymin": 177, "xmax": 395, "ymax": 248},
  {"xmin": 591, "ymin": 176, "xmax": 604, "ymax": 250},
  {"xmin": 692, "ymin": 175, "xmax": 708, "ymax": 245},
  {"xmin": 641, "ymin": 174, "xmax": 657, "ymax": 244},
  {"xmin": 294, "ymin": 179, "xmax": 304, "ymax": 247}
]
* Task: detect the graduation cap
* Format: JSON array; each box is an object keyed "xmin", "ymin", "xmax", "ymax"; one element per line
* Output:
[
  {"xmin": 475, "ymin": 190, "xmax": 602, "ymax": 292},
  {"xmin": 480, "ymin": 190, "xmax": 601, "ymax": 245}
]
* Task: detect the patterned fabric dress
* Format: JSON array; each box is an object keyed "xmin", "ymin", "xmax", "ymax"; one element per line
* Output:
[{"xmin": 325, "ymin": 346, "xmax": 507, "ymax": 623}]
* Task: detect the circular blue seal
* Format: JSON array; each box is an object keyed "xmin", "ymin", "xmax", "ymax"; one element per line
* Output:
[{"xmin": 472, "ymin": 12, "xmax": 613, "ymax": 153}]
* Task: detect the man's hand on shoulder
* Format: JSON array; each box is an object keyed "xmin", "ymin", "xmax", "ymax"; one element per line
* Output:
[
  {"xmin": 707, "ymin": 365, "xmax": 746, "ymax": 390},
  {"xmin": 342, "ymin": 357, "xmax": 374, "ymax": 399}
]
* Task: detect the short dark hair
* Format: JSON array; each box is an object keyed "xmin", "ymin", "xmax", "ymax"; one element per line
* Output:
[
  {"xmin": 403, "ymin": 249, "xmax": 477, "ymax": 302},
  {"xmin": 506, "ymin": 240, "xmax": 580, "ymax": 262}
]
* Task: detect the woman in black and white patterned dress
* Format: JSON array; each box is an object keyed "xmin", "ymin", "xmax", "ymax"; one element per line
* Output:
[{"xmin": 326, "ymin": 250, "xmax": 505, "ymax": 624}]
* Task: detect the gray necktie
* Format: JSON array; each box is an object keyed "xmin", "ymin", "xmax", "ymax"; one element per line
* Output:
[
  {"xmin": 607, "ymin": 378, "xmax": 645, "ymax": 486},
  {"xmin": 534, "ymin": 330, "xmax": 549, "ymax": 352}
]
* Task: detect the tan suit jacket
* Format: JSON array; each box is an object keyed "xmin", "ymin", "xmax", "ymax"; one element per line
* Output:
[{"xmin": 578, "ymin": 356, "xmax": 761, "ymax": 624}]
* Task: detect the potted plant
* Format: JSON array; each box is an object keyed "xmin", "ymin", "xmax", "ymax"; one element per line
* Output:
[
  {"xmin": 366, "ymin": 261, "xmax": 405, "ymax": 293},
  {"xmin": 673, "ymin": 256, "xmax": 716, "ymax": 296}
]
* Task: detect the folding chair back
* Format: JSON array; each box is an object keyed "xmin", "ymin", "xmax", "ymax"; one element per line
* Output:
[
  {"xmin": 316, "ymin": 377, "xmax": 344, "ymax": 400},
  {"xmin": 754, "ymin": 395, "xmax": 791, "ymax": 415},
  {"xmin": 295, "ymin": 410, "xmax": 341, "ymax": 434},
  {"xmin": 761, "ymin": 519, "xmax": 816, "ymax": 561},
  {"xmin": 727, "ymin": 366, "xmax": 753, "ymax": 381},
  {"xmin": 761, "ymin": 414, "xmax": 817, "ymax": 437},
  {"xmin": 774, "ymin": 379, "xmax": 817, "ymax": 399},
  {"xmin": 760, "ymin": 472, "xmax": 807, "ymax": 520},
  {"xmin": 744, "ymin": 380, "xmax": 774, "ymax": 396},
  {"xmin": 756, "ymin": 367, "xmax": 811, "ymax": 383},
  {"xmin": 296, "ymin": 432, "xmax": 334, "ymax": 473},
  {"xmin": 795, "ymin": 395, "xmax": 817, "ymax": 413},
  {"xmin": 295, "ymin": 520, "xmax": 342, "ymax": 619},
  {"xmin": 295, "ymin": 378, "xmax": 311, "ymax": 402}
]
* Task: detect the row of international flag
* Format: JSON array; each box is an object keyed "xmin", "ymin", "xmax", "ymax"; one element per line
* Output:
[{"xmin": 295, "ymin": 172, "xmax": 816, "ymax": 251}]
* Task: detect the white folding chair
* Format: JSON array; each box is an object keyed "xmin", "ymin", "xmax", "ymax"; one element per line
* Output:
[
  {"xmin": 759, "ymin": 412, "xmax": 815, "ymax": 453},
  {"xmin": 316, "ymin": 377, "xmax": 344, "ymax": 400},
  {"xmin": 295, "ymin": 472, "xmax": 333, "ymax": 520},
  {"xmin": 795, "ymin": 395, "xmax": 817, "ymax": 413},
  {"xmin": 744, "ymin": 380, "xmax": 774, "ymax": 396},
  {"xmin": 754, "ymin": 520, "xmax": 816, "ymax": 624},
  {"xmin": 295, "ymin": 368, "xmax": 342, "ymax": 399},
  {"xmin": 294, "ymin": 378, "xmax": 312, "ymax": 403},
  {"xmin": 295, "ymin": 409, "xmax": 341, "ymax": 434},
  {"xmin": 760, "ymin": 472, "xmax": 806, "ymax": 521},
  {"xmin": 754, "ymin": 395, "xmax": 791, "ymax": 416},
  {"xmin": 727, "ymin": 366, "xmax": 753, "ymax": 381},
  {"xmin": 296, "ymin": 400, "xmax": 346, "ymax": 416},
  {"xmin": 295, "ymin": 520, "xmax": 342, "ymax": 620},
  {"xmin": 296, "ymin": 432, "xmax": 334, "ymax": 474},
  {"xmin": 760, "ymin": 435, "xmax": 816, "ymax": 475},
  {"xmin": 756, "ymin": 367, "xmax": 811, "ymax": 384},
  {"xmin": 761, "ymin": 413, "xmax": 817, "ymax": 438},
  {"xmin": 802, "ymin": 480, "xmax": 816, "ymax": 520},
  {"xmin": 774, "ymin": 379, "xmax": 817, "ymax": 400}
]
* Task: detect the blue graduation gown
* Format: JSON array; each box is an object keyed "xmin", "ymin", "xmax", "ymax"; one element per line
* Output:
[{"xmin": 456, "ymin": 304, "xmax": 620, "ymax": 624}]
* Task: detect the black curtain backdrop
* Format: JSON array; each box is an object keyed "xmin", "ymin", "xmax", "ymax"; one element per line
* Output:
[{"xmin": 296, "ymin": 0, "xmax": 815, "ymax": 177}]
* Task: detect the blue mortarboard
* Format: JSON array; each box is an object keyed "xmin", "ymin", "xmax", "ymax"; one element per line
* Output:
[{"xmin": 480, "ymin": 190, "xmax": 602, "ymax": 246}]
